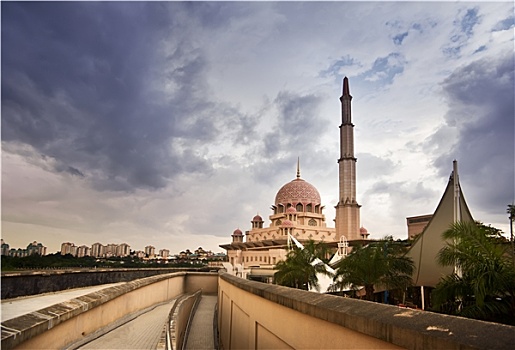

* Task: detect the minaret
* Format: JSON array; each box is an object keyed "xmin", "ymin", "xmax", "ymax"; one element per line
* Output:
[{"xmin": 335, "ymin": 77, "xmax": 361, "ymax": 241}]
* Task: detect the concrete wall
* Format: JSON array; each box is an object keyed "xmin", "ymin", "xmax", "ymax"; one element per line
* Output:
[
  {"xmin": 218, "ymin": 272, "xmax": 515, "ymax": 350},
  {"xmin": 1, "ymin": 272, "xmax": 218, "ymax": 350},
  {"xmin": 4, "ymin": 271, "xmax": 514, "ymax": 350},
  {"xmin": 1, "ymin": 268, "xmax": 214, "ymax": 299},
  {"xmin": 173, "ymin": 291, "xmax": 202, "ymax": 350}
]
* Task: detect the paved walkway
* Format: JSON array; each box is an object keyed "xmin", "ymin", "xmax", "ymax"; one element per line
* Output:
[
  {"xmin": 1, "ymin": 283, "xmax": 124, "ymax": 322},
  {"xmin": 77, "ymin": 299, "xmax": 176, "ymax": 350},
  {"xmin": 2, "ymin": 286, "xmax": 218, "ymax": 350},
  {"xmin": 184, "ymin": 295, "xmax": 217, "ymax": 350}
]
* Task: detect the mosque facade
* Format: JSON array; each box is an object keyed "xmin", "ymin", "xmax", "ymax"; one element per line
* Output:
[{"xmin": 220, "ymin": 77, "xmax": 367, "ymax": 279}]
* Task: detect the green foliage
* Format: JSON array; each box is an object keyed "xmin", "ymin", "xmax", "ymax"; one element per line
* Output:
[
  {"xmin": 332, "ymin": 236, "xmax": 414, "ymax": 301},
  {"xmin": 0, "ymin": 254, "xmax": 202, "ymax": 270},
  {"xmin": 274, "ymin": 240, "xmax": 331, "ymax": 291},
  {"xmin": 432, "ymin": 221, "xmax": 515, "ymax": 325}
]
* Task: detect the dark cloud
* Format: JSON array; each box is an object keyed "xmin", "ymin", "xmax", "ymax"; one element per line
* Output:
[
  {"xmin": 251, "ymin": 91, "xmax": 330, "ymax": 183},
  {"xmin": 2, "ymin": 2, "xmax": 220, "ymax": 191},
  {"xmin": 431, "ymin": 50, "xmax": 514, "ymax": 214},
  {"xmin": 356, "ymin": 153, "xmax": 397, "ymax": 180}
]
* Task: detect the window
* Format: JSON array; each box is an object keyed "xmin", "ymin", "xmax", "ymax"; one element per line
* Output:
[
  {"xmin": 296, "ymin": 203, "xmax": 303, "ymax": 212},
  {"xmin": 308, "ymin": 218, "xmax": 317, "ymax": 226}
]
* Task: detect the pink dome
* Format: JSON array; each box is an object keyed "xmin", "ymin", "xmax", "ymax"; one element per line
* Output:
[
  {"xmin": 233, "ymin": 228, "xmax": 243, "ymax": 236},
  {"xmin": 286, "ymin": 207, "xmax": 297, "ymax": 213},
  {"xmin": 281, "ymin": 220, "xmax": 294, "ymax": 227},
  {"xmin": 275, "ymin": 178, "xmax": 321, "ymax": 206},
  {"xmin": 360, "ymin": 227, "xmax": 368, "ymax": 234},
  {"xmin": 252, "ymin": 214, "xmax": 263, "ymax": 222}
]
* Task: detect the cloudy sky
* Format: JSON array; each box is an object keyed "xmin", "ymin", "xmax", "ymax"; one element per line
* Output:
[{"xmin": 2, "ymin": 1, "xmax": 514, "ymax": 255}]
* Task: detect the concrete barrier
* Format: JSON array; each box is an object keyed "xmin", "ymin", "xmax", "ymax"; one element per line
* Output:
[
  {"xmin": 1, "ymin": 272, "xmax": 218, "ymax": 350},
  {"xmin": 218, "ymin": 272, "xmax": 515, "ymax": 350},
  {"xmin": 1, "ymin": 268, "xmax": 216, "ymax": 299},
  {"xmin": 4, "ymin": 270, "xmax": 514, "ymax": 350}
]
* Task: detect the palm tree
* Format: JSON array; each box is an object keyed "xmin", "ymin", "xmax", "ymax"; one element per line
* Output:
[
  {"xmin": 332, "ymin": 236, "xmax": 414, "ymax": 301},
  {"xmin": 274, "ymin": 240, "xmax": 331, "ymax": 291},
  {"xmin": 432, "ymin": 221, "xmax": 515, "ymax": 324}
]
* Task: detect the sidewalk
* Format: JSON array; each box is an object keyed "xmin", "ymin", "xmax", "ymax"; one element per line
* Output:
[
  {"xmin": 77, "ymin": 299, "xmax": 176, "ymax": 350},
  {"xmin": 184, "ymin": 295, "xmax": 217, "ymax": 350},
  {"xmin": 1, "ymin": 283, "xmax": 124, "ymax": 322}
]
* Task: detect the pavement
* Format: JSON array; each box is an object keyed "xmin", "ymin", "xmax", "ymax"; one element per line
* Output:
[
  {"xmin": 1, "ymin": 283, "xmax": 124, "ymax": 322},
  {"xmin": 1, "ymin": 285, "xmax": 218, "ymax": 350},
  {"xmin": 77, "ymin": 300, "xmax": 176, "ymax": 350},
  {"xmin": 184, "ymin": 295, "xmax": 217, "ymax": 350}
]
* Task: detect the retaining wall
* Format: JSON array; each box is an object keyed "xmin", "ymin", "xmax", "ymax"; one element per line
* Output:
[
  {"xmin": 1, "ymin": 268, "xmax": 214, "ymax": 299},
  {"xmin": 218, "ymin": 272, "xmax": 515, "ymax": 350},
  {"xmin": 1, "ymin": 272, "xmax": 218, "ymax": 350}
]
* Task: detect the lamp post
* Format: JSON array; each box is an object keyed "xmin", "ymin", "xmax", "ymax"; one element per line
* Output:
[{"xmin": 507, "ymin": 204, "xmax": 515, "ymax": 267}]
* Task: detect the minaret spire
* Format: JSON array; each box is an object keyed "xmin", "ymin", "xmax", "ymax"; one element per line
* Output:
[
  {"xmin": 296, "ymin": 157, "xmax": 301, "ymax": 179},
  {"xmin": 335, "ymin": 77, "xmax": 361, "ymax": 241},
  {"xmin": 343, "ymin": 76, "xmax": 350, "ymax": 96}
]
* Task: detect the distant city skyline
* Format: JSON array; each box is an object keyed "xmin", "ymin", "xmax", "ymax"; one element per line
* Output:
[
  {"xmin": 1, "ymin": 238, "xmax": 213, "ymax": 257},
  {"xmin": 2, "ymin": 2, "xmax": 513, "ymax": 254}
]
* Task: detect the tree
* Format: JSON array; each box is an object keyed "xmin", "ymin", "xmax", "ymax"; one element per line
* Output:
[
  {"xmin": 332, "ymin": 236, "xmax": 414, "ymax": 301},
  {"xmin": 432, "ymin": 221, "xmax": 515, "ymax": 324},
  {"xmin": 274, "ymin": 240, "xmax": 331, "ymax": 291}
]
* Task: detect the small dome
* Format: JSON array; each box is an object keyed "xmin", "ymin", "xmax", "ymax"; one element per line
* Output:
[
  {"xmin": 252, "ymin": 214, "xmax": 263, "ymax": 222},
  {"xmin": 233, "ymin": 228, "xmax": 243, "ymax": 236},
  {"xmin": 286, "ymin": 207, "xmax": 297, "ymax": 214},
  {"xmin": 360, "ymin": 226, "xmax": 369, "ymax": 234},
  {"xmin": 281, "ymin": 220, "xmax": 294, "ymax": 227}
]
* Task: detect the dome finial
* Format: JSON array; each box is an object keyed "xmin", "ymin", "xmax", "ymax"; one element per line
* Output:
[{"xmin": 296, "ymin": 157, "xmax": 301, "ymax": 179}]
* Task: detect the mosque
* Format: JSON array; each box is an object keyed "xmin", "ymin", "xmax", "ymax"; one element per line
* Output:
[{"xmin": 220, "ymin": 77, "xmax": 370, "ymax": 281}]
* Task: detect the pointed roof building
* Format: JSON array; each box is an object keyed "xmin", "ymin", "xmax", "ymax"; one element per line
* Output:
[{"xmin": 406, "ymin": 161, "xmax": 474, "ymax": 287}]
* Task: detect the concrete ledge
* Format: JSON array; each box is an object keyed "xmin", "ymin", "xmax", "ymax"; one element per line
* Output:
[
  {"xmin": 220, "ymin": 272, "xmax": 515, "ymax": 350},
  {"xmin": 1, "ymin": 272, "xmax": 189, "ymax": 349},
  {"xmin": 1, "ymin": 268, "xmax": 216, "ymax": 299}
]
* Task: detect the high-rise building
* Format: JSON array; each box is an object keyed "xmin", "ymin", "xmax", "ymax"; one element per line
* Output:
[
  {"xmin": 27, "ymin": 241, "xmax": 47, "ymax": 255},
  {"xmin": 76, "ymin": 245, "xmax": 91, "ymax": 258},
  {"xmin": 91, "ymin": 242, "xmax": 104, "ymax": 258},
  {"xmin": 60, "ymin": 242, "xmax": 76, "ymax": 255},
  {"xmin": 1, "ymin": 239, "xmax": 10, "ymax": 256},
  {"xmin": 117, "ymin": 243, "xmax": 131, "ymax": 257},
  {"xmin": 145, "ymin": 245, "xmax": 155, "ymax": 258},
  {"xmin": 159, "ymin": 249, "xmax": 170, "ymax": 258}
]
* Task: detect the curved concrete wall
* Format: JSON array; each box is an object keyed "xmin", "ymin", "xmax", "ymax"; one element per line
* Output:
[
  {"xmin": 218, "ymin": 272, "xmax": 515, "ymax": 350},
  {"xmin": 4, "ymin": 271, "xmax": 514, "ymax": 350},
  {"xmin": 1, "ymin": 272, "xmax": 218, "ymax": 350}
]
